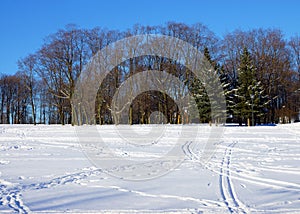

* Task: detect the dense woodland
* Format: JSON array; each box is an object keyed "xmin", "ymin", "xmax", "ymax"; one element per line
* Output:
[{"xmin": 1, "ymin": 22, "xmax": 300, "ymax": 125}]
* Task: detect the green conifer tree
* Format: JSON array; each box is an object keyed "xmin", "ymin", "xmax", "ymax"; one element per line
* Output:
[
  {"xmin": 189, "ymin": 47, "xmax": 227, "ymax": 124},
  {"xmin": 233, "ymin": 48, "xmax": 267, "ymax": 126}
]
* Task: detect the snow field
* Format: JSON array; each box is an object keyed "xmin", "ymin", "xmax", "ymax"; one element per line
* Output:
[{"xmin": 0, "ymin": 124, "xmax": 300, "ymax": 213}]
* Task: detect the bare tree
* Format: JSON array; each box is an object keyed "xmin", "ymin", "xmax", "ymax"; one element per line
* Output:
[
  {"xmin": 289, "ymin": 35, "xmax": 300, "ymax": 79},
  {"xmin": 35, "ymin": 25, "xmax": 88, "ymax": 124},
  {"xmin": 18, "ymin": 54, "xmax": 38, "ymax": 125}
]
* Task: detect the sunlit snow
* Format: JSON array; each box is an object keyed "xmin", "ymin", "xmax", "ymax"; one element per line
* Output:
[{"xmin": 0, "ymin": 124, "xmax": 300, "ymax": 213}]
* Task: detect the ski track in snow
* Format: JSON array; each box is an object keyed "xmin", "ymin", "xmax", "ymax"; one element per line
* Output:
[
  {"xmin": 0, "ymin": 165, "xmax": 226, "ymax": 213},
  {"xmin": 181, "ymin": 138, "xmax": 300, "ymax": 213},
  {"xmin": 218, "ymin": 142, "xmax": 248, "ymax": 213},
  {"xmin": 182, "ymin": 141, "xmax": 249, "ymax": 213},
  {"xmin": 0, "ymin": 137, "xmax": 224, "ymax": 213},
  {"xmin": 1, "ymin": 125, "xmax": 300, "ymax": 213}
]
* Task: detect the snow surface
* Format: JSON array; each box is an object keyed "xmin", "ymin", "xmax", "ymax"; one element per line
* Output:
[{"xmin": 0, "ymin": 124, "xmax": 300, "ymax": 213}]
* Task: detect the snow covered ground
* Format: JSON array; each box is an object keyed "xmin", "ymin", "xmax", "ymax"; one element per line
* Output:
[{"xmin": 0, "ymin": 124, "xmax": 300, "ymax": 213}]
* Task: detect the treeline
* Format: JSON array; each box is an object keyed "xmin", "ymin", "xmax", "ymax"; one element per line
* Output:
[{"xmin": 0, "ymin": 22, "xmax": 299, "ymax": 125}]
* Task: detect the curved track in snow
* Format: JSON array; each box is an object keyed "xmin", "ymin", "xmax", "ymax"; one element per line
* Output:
[
  {"xmin": 1, "ymin": 125, "xmax": 300, "ymax": 213},
  {"xmin": 182, "ymin": 141, "xmax": 249, "ymax": 213}
]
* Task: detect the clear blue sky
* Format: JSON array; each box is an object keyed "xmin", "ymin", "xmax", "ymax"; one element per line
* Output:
[{"xmin": 1, "ymin": 0, "xmax": 300, "ymax": 75}]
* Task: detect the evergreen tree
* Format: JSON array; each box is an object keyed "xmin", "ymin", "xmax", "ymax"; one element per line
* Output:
[
  {"xmin": 189, "ymin": 47, "xmax": 227, "ymax": 124},
  {"xmin": 233, "ymin": 48, "xmax": 266, "ymax": 126},
  {"xmin": 190, "ymin": 78, "xmax": 211, "ymax": 123},
  {"xmin": 218, "ymin": 65, "xmax": 235, "ymax": 123}
]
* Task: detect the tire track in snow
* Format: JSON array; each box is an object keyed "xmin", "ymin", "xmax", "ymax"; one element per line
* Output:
[{"xmin": 219, "ymin": 142, "xmax": 248, "ymax": 213}]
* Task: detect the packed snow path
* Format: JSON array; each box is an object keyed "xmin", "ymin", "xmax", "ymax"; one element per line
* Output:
[{"xmin": 0, "ymin": 124, "xmax": 300, "ymax": 213}]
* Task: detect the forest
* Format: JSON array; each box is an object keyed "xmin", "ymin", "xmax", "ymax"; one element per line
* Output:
[{"xmin": 0, "ymin": 22, "xmax": 299, "ymax": 126}]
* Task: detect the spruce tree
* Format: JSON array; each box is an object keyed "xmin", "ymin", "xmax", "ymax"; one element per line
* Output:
[
  {"xmin": 190, "ymin": 78, "xmax": 211, "ymax": 123},
  {"xmin": 233, "ymin": 48, "xmax": 266, "ymax": 126},
  {"xmin": 189, "ymin": 47, "xmax": 227, "ymax": 124}
]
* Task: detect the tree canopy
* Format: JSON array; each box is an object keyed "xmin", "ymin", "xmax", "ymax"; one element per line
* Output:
[{"xmin": 0, "ymin": 22, "xmax": 299, "ymax": 125}]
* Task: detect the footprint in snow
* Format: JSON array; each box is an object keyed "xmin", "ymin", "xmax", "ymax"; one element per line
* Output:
[
  {"xmin": 240, "ymin": 184, "xmax": 246, "ymax": 188},
  {"xmin": 0, "ymin": 160, "xmax": 10, "ymax": 165}
]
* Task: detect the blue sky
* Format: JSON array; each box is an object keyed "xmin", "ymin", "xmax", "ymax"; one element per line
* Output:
[{"xmin": 1, "ymin": 0, "xmax": 300, "ymax": 75}]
